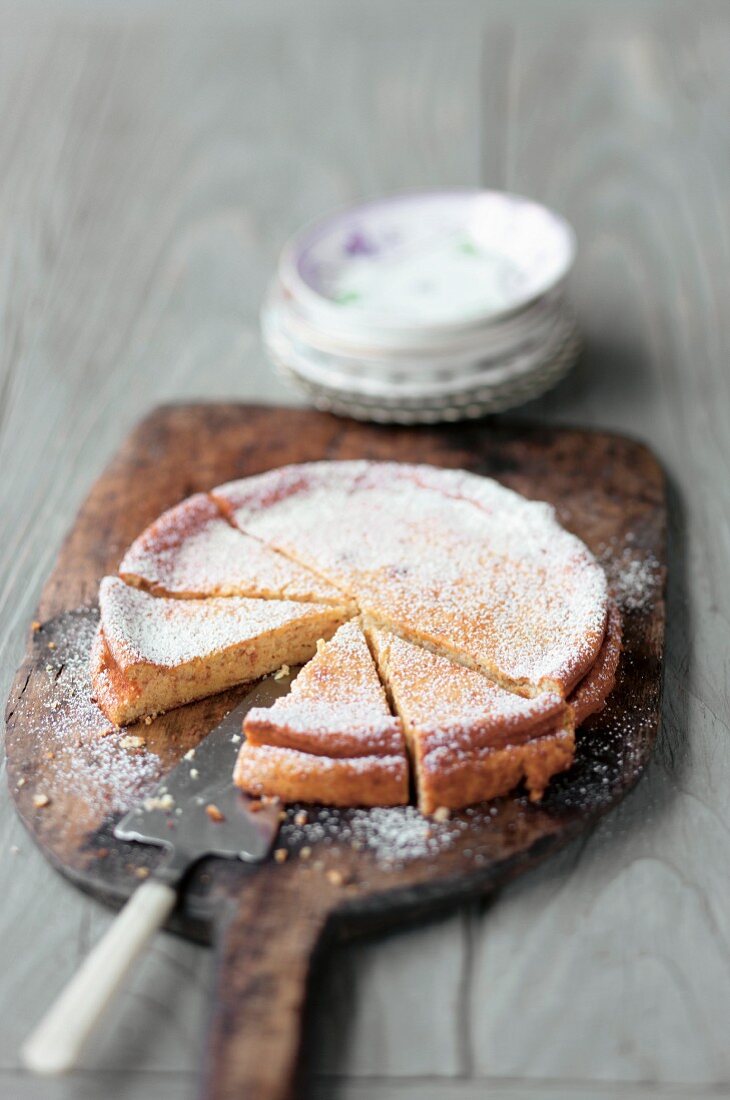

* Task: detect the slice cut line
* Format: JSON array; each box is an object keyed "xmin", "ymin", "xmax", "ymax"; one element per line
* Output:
[
  {"xmin": 212, "ymin": 461, "xmax": 609, "ymax": 697},
  {"xmin": 368, "ymin": 627, "xmax": 575, "ymax": 814},
  {"xmin": 119, "ymin": 492, "xmax": 347, "ymax": 605},
  {"xmin": 244, "ymin": 619, "xmax": 404, "ymax": 758}
]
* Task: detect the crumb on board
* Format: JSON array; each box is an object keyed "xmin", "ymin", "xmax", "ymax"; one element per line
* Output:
[
  {"xmin": 274, "ymin": 848, "xmax": 288, "ymax": 863},
  {"xmin": 433, "ymin": 806, "xmax": 451, "ymax": 823},
  {"xmin": 144, "ymin": 793, "xmax": 174, "ymax": 812},
  {"xmin": 183, "ymin": 748, "xmax": 195, "ymax": 761},
  {"xmin": 120, "ymin": 734, "xmax": 145, "ymax": 750},
  {"xmin": 31, "ymin": 621, "xmax": 41, "ymax": 632},
  {"xmin": 33, "ymin": 793, "xmax": 50, "ymax": 809},
  {"xmin": 206, "ymin": 803, "xmax": 225, "ymax": 823}
]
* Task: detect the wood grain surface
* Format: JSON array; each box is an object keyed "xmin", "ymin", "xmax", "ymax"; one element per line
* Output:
[{"xmin": 0, "ymin": 2, "xmax": 728, "ymax": 1099}]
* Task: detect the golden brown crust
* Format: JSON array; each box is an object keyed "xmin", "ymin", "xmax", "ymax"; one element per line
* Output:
[
  {"xmin": 233, "ymin": 742, "xmax": 409, "ymax": 807},
  {"xmin": 89, "ymin": 626, "xmax": 142, "ymax": 726},
  {"xmin": 414, "ymin": 725, "xmax": 576, "ymax": 815},
  {"xmin": 569, "ymin": 601, "xmax": 622, "ymax": 726}
]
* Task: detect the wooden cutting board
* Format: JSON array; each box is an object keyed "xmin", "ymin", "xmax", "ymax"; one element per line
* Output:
[{"xmin": 4, "ymin": 403, "xmax": 666, "ymax": 1100}]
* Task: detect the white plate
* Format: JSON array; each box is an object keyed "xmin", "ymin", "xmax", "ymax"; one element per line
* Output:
[{"xmin": 279, "ymin": 190, "xmax": 576, "ymax": 338}]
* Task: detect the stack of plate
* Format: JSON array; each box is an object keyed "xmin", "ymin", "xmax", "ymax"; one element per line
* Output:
[{"xmin": 262, "ymin": 190, "xmax": 579, "ymax": 424}]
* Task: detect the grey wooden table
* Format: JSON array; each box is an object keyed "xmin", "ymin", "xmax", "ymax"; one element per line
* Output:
[{"xmin": 1, "ymin": 1, "xmax": 728, "ymax": 1097}]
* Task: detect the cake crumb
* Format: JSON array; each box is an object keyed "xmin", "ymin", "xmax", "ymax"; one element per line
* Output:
[
  {"xmin": 33, "ymin": 793, "xmax": 50, "ymax": 809},
  {"xmin": 144, "ymin": 793, "xmax": 174, "ymax": 812},
  {"xmin": 183, "ymin": 748, "xmax": 196, "ymax": 761},
  {"xmin": 274, "ymin": 848, "xmax": 288, "ymax": 863},
  {"xmin": 16, "ymin": 778, "xmax": 25, "ymax": 789},
  {"xmin": 144, "ymin": 715, "xmax": 153, "ymax": 726},
  {"xmin": 120, "ymin": 734, "xmax": 145, "ymax": 750},
  {"xmin": 231, "ymin": 733, "xmax": 241, "ymax": 743},
  {"xmin": 189, "ymin": 768, "xmax": 199, "ymax": 779},
  {"xmin": 134, "ymin": 866, "xmax": 150, "ymax": 879},
  {"xmin": 299, "ymin": 846, "xmax": 312, "ymax": 860},
  {"xmin": 206, "ymin": 804, "xmax": 224, "ymax": 823},
  {"xmin": 326, "ymin": 869, "xmax": 347, "ymax": 886},
  {"xmin": 433, "ymin": 806, "xmax": 451, "ymax": 823},
  {"xmin": 47, "ymin": 641, "xmax": 56, "ymax": 650},
  {"xmin": 273, "ymin": 664, "xmax": 290, "ymax": 680},
  {"xmin": 31, "ymin": 621, "xmax": 41, "ymax": 632},
  {"xmin": 294, "ymin": 810, "xmax": 308, "ymax": 826}
]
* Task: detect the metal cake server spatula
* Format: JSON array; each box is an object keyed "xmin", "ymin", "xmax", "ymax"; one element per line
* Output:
[{"xmin": 22, "ymin": 670, "xmax": 296, "ymax": 1076}]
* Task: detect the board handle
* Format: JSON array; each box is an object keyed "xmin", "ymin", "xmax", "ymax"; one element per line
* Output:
[
  {"xmin": 201, "ymin": 866, "xmax": 333, "ymax": 1100},
  {"xmin": 21, "ymin": 879, "xmax": 177, "ymax": 1075}
]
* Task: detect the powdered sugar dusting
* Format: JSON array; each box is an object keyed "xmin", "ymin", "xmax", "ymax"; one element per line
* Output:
[
  {"xmin": 370, "ymin": 628, "xmax": 565, "ymax": 753},
  {"xmin": 246, "ymin": 619, "xmax": 403, "ymax": 756},
  {"xmin": 120, "ymin": 492, "xmax": 342, "ymax": 603},
  {"xmin": 279, "ymin": 804, "xmax": 462, "ymax": 867},
  {"xmin": 214, "ymin": 461, "xmax": 608, "ymax": 693},
  {"xmin": 29, "ymin": 610, "xmax": 164, "ymax": 817},
  {"xmin": 99, "ymin": 577, "xmax": 344, "ymax": 670}
]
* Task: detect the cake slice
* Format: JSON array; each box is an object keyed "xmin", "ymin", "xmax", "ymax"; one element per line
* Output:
[
  {"xmin": 369, "ymin": 628, "xmax": 574, "ymax": 814},
  {"xmin": 244, "ymin": 619, "xmax": 403, "ymax": 757},
  {"xmin": 119, "ymin": 493, "xmax": 346, "ymax": 604},
  {"xmin": 236, "ymin": 620, "xmax": 408, "ymax": 805},
  {"xmin": 91, "ymin": 577, "xmax": 351, "ymax": 725},
  {"xmin": 233, "ymin": 744, "xmax": 408, "ymax": 808}
]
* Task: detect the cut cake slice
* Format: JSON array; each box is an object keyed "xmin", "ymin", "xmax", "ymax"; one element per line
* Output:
[
  {"xmin": 369, "ymin": 627, "xmax": 574, "ymax": 815},
  {"xmin": 119, "ymin": 493, "xmax": 347, "ymax": 605},
  {"xmin": 91, "ymin": 577, "xmax": 351, "ymax": 725},
  {"xmin": 236, "ymin": 620, "xmax": 408, "ymax": 806},
  {"xmin": 244, "ymin": 619, "xmax": 404, "ymax": 757}
]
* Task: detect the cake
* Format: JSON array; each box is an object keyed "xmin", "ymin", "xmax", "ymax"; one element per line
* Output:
[
  {"xmin": 91, "ymin": 577, "xmax": 350, "ymax": 725},
  {"xmin": 213, "ymin": 462, "xmax": 608, "ymax": 696},
  {"xmin": 119, "ymin": 492, "xmax": 346, "ymax": 604},
  {"xmin": 233, "ymin": 744, "xmax": 408, "ymax": 808},
  {"xmin": 368, "ymin": 628, "xmax": 574, "ymax": 813},
  {"xmin": 238, "ymin": 620, "xmax": 408, "ymax": 806},
  {"xmin": 90, "ymin": 460, "xmax": 621, "ymax": 813}
]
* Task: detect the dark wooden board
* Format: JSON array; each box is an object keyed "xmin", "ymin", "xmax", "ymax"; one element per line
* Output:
[{"xmin": 4, "ymin": 403, "xmax": 666, "ymax": 1100}]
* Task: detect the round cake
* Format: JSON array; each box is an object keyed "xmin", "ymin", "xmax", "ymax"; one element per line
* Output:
[{"xmin": 91, "ymin": 461, "xmax": 621, "ymax": 814}]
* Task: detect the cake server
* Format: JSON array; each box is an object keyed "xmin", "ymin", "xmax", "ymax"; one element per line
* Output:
[{"xmin": 22, "ymin": 670, "xmax": 296, "ymax": 1076}]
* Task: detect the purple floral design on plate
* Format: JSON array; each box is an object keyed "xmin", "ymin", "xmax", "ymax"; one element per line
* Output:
[{"xmin": 343, "ymin": 230, "xmax": 378, "ymax": 257}]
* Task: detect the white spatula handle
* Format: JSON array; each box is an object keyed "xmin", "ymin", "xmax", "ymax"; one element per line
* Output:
[{"xmin": 22, "ymin": 879, "xmax": 177, "ymax": 1075}]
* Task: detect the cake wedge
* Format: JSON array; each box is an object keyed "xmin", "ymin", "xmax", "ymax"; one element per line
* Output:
[
  {"xmin": 369, "ymin": 628, "xmax": 574, "ymax": 814},
  {"xmin": 236, "ymin": 620, "xmax": 408, "ymax": 805},
  {"xmin": 119, "ymin": 493, "xmax": 347, "ymax": 604},
  {"xmin": 91, "ymin": 577, "xmax": 352, "ymax": 726}
]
